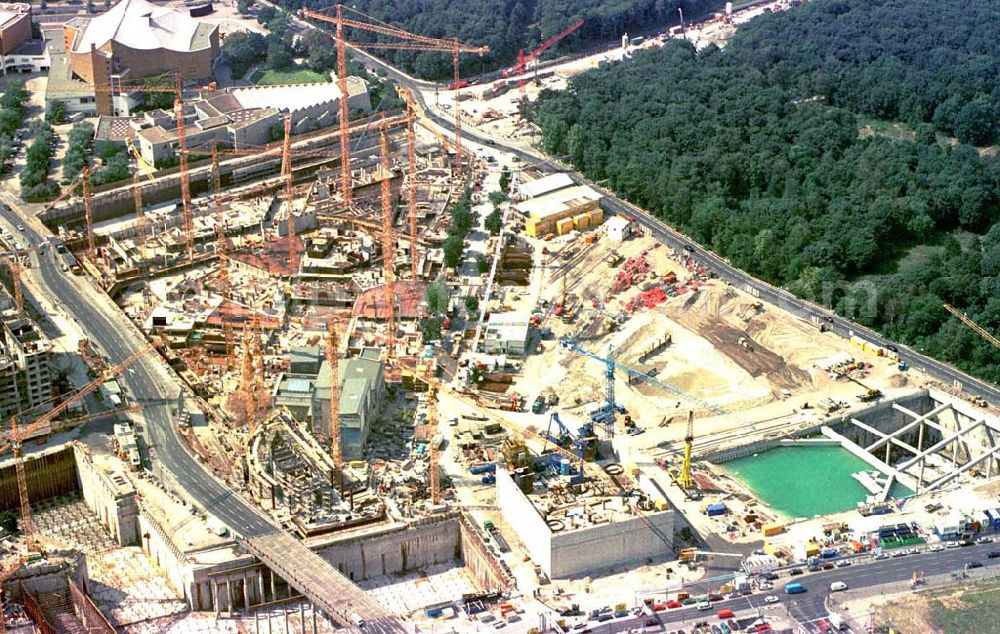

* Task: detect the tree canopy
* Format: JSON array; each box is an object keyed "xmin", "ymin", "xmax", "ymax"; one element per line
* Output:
[
  {"xmin": 280, "ymin": 0, "xmax": 725, "ymax": 79},
  {"xmin": 532, "ymin": 0, "xmax": 1000, "ymax": 382}
]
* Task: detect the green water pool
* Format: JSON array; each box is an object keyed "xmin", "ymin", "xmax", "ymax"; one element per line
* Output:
[{"xmin": 723, "ymin": 445, "xmax": 912, "ymax": 519}]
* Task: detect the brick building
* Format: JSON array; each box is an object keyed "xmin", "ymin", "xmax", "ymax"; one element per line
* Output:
[
  {"xmin": 61, "ymin": 0, "xmax": 218, "ymax": 115},
  {"xmin": 0, "ymin": 3, "xmax": 31, "ymax": 55}
]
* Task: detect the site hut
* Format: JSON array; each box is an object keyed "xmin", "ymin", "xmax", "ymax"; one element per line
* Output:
[
  {"xmin": 516, "ymin": 185, "xmax": 604, "ymax": 238},
  {"xmin": 604, "ymin": 215, "xmax": 634, "ymax": 242},
  {"xmin": 483, "ymin": 312, "xmax": 530, "ymax": 356}
]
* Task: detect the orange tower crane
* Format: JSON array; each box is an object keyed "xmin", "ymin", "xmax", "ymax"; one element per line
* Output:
[
  {"xmin": 238, "ymin": 319, "xmax": 262, "ymax": 430},
  {"xmin": 425, "ymin": 370, "xmax": 441, "ymax": 504},
  {"xmin": 302, "ymin": 5, "xmax": 490, "ymax": 185},
  {"xmin": 81, "ymin": 167, "xmax": 95, "ymax": 257},
  {"xmin": 211, "ymin": 145, "xmax": 235, "ymax": 369},
  {"xmin": 405, "ymin": 101, "xmax": 419, "ymax": 279},
  {"xmin": 131, "ymin": 172, "xmax": 147, "ymax": 256},
  {"xmin": 379, "ymin": 115, "xmax": 396, "ymax": 360},
  {"xmin": 174, "ymin": 80, "xmax": 196, "ymax": 261},
  {"xmin": 280, "ymin": 114, "xmax": 299, "ymax": 273},
  {"xmin": 6, "ymin": 344, "xmax": 152, "ymax": 549},
  {"xmin": 92, "ymin": 76, "xmax": 193, "ymax": 259},
  {"xmin": 2, "ymin": 252, "xmax": 22, "ymax": 314},
  {"xmin": 326, "ymin": 314, "xmax": 342, "ymax": 486},
  {"xmin": 394, "ymin": 85, "xmax": 427, "ymax": 280}
]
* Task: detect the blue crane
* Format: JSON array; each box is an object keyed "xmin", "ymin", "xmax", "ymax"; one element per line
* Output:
[
  {"xmin": 544, "ymin": 412, "xmax": 598, "ymax": 461},
  {"xmin": 559, "ymin": 337, "xmax": 726, "ymax": 435}
]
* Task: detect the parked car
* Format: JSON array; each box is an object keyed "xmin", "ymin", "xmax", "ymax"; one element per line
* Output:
[
  {"xmin": 966, "ymin": 561, "xmax": 983, "ymax": 569},
  {"xmin": 764, "ymin": 595, "xmax": 779, "ymax": 604}
]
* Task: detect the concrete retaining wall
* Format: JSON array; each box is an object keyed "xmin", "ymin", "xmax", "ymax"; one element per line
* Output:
[
  {"xmin": 549, "ymin": 510, "xmax": 674, "ymax": 579},
  {"xmin": 0, "ymin": 445, "xmax": 77, "ymax": 512},
  {"xmin": 496, "ymin": 468, "xmax": 552, "ymax": 574},
  {"xmin": 315, "ymin": 514, "xmax": 461, "ymax": 582}
]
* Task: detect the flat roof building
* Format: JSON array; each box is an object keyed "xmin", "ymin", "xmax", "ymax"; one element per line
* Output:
[
  {"xmin": 496, "ymin": 459, "xmax": 673, "ymax": 578},
  {"xmin": 483, "ymin": 312, "xmax": 530, "ymax": 357},
  {"xmin": 519, "ymin": 173, "xmax": 574, "ymax": 200},
  {"xmin": 0, "ymin": 3, "xmax": 32, "ymax": 59},
  {"xmin": 516, "ymin": 185, "xmax": 603, "ymax": 238}
]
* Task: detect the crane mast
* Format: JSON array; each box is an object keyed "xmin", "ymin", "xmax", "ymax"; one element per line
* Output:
[{"xmin": 379, "ymin": 116, "xmax": 396, "ymax": 361}]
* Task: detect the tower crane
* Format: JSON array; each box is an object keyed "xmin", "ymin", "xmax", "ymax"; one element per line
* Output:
[
  {"xmin": 378, "ymin": 114, "xmax": 396, "ymax": 361},
  {"xmin": 676, "ymin": 410, "xmax": 695, "ymax": 491},
  {"xmin": 394, "ymin": 86, "xmax": 421, "ymax": 280},
  {"xmin": 302, "ymin": 5, "xmax": 490, "ymax": 187},
  {"xmin": 280, "ymin": 114, "xmax": 299, "ymax": 274},
  {"xmin": 559, "ymin": 337, "xmax": 725, "ymax": 435},
  {"xmin": 502, "ymin": 19, "xmax": 585, "ymax": 99},
  {"xmin": 944, "ymin": 303, "xmax": 1000, "ymax": 351},
  {"xmin": 4, "ymin": 344, "xmax": 152, "ymax": 549},
  {"xmin": 326, "ymin": 313, "xmax": 343, "ymax": 488},
  {"xmin": 502, "ymin": 19, "xmax": 585, "ymax": 78},
  {"xmin": 92, "ymin": 75, "xmax": 193, "ymax": 259}
]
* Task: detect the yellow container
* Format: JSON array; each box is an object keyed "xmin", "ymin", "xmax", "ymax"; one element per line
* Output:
[
  {"xmin": 574, "ymin": 213, "xmax": 591, "ymax": 230},
  {"xmin": 589, "ymin": 208, "xmax": 604, "ymax": 225},
  {"xmin": 762, "ymin": 523, "xmax": 784, "ymax": 537},
  {"xmin": 556, "ymin": 218, "xmax": 575, "ymax": 235}
]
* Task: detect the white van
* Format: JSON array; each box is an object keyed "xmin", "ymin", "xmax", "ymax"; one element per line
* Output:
[
  {"xmin": 351, "ymin": 613, "xmax": 366, "ymax": 628},
  {"xmin": 830, "ymin": 581, "xmax": 848, "ymax": 592}
]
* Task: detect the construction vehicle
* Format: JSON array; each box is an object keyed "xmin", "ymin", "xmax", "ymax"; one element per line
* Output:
[
  {"xmin": 543, "ymin": 412, "xmax": 598, "ymax": 461},
  {"xmin": 737, "ymin": 336, "xmax": 753, "ymax": 352},
  {"xmin": 606, "ymin": 251, "xmax": 624, "ymax": 267},
  {"xmin": 738, "ymin": 301, "xmax": 763, "ymax": 321}
]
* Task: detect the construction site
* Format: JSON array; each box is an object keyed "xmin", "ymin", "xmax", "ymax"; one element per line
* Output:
[{"xmin": 3, "ymin": 0, "xmax": 1000, "ymax": 631}]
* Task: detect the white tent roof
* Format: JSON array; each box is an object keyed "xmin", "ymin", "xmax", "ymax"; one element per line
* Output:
[
  {"xmin": 73, "ymin": 0, "xmax": 202, "ymax": 53},
  {"xmin": 231, "ymin": 82, "xmax": 344, "ymax": 114}
]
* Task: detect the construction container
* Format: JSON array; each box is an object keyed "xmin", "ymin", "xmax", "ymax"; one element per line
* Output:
[
  {"xmin": 706, "ymin": 502, "xmax": 727, "ymax": 517},
  {"xmin": 761, "ymin": 523, "xmax": 785, "ymax": 537},
  {"xmin": 559, "ymin": 458, "xmax": 572, "ymax": 476},
  {"xmin": 573, "ymin": 213, "xmax": 591, "ymax": 230},
  {"xmin": 589, "ymin": 208, "xmax": 604, "ymax": 225},
  {"xmin": 556, "ymin": 218, "xmax": 575, "ymax": 235}
]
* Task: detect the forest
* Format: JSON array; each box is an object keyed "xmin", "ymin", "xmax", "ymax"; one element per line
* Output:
[
  {"xmin": 531, "ymin": 0, "xmax": 1000, "ymax": 382},
  {"xmin": 277, "ymin": 0, "xmax": 723, "ymax": 78}
]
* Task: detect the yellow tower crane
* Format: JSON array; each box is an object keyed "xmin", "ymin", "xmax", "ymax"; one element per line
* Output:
[{"xmin": 676, "ymin": 410, "xmax": 695, "ymax": 490}]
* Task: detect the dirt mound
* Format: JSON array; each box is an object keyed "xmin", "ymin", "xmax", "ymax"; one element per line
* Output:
[{"xmin": 665, "ymin": 305, "xmax": 811, "ymax": 392}]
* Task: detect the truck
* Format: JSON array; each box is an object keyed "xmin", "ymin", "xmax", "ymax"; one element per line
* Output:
[
  {"xmin": 783, "ymin": 582, "xmax": 805, "ymax": 595},
  {"xmin": 531, "ymin": 395, "xmax": 546, "ymax": 414},
  {"xmin": 827, "ymin": 613, "xmax": 845, "ymax": 630}
]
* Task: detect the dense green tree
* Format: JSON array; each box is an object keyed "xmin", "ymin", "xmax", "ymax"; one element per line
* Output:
[
  {"xmin": 532, "ymin": 2, "xmax": 1000, "ymax": 382},
  {"xmin": 424, "ymin": 282, "xmax": 448, "ymax": 315},
  {"xmin": 256, "ymin": 5, "xmax": 276, "ymax": 24},
  {"xmin": 283, "ymin": 0, "xmax": 724, "ymax": 79},
  {"xmin": 266, "ymin": 37, "xmax": 294, "ymax": 70},
  {"xmin": 236, "ymin": 0, "xmax": 253, "ymax": 14},
  {"xmin": 45, "ymin": 101, "xmax": 67, "ymax": 125},
  {"xmin": 465, "ymin": 295, "xmax": 479, "ymax": 314},
  {"xmin": 222, "ymin": 31, "xmax": 267, "ymax": 79}
]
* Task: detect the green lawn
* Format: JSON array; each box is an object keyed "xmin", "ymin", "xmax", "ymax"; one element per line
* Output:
[
  {"xmin": 877, "ymin": 575, "xmax": 1000, "ymax": 633},
  {"xmin": 251, "ymin": 68, "xmax": 328, "ymax": 85}
]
